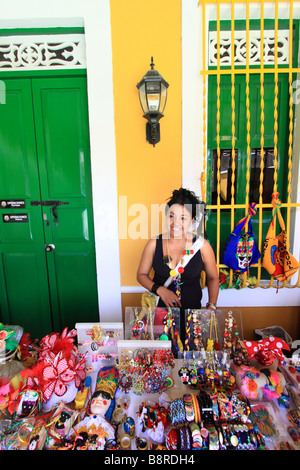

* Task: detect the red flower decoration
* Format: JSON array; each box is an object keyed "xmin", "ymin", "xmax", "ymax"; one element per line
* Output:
[
  {"xmin": 42, "ymin": 352, "xmax": 76, "ymax": 400},
  {"xmin": 0, "ymin": 331, "xmax": 8, "ymax": 340},
  {"xmin": 68, "ymin": 352, "xmax": 86, "ymax": 388}
]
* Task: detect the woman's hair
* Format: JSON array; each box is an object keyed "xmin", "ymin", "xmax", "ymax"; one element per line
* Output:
[{"xmin": 166, "ymin": 188, "xmax": 201, "ymax": 220}]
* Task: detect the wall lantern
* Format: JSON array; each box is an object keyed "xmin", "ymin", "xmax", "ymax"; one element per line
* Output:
[{"xmin": 136, "ymin": 57, "xmax": 169, "ymax": 146}]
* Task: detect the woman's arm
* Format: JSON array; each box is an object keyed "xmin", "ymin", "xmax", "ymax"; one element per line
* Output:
[
  {"xmin": 201, "ymin": 240, "xmax": 219, "ymax": 307},
  {"xmin": 136, "ymin": 238, "xmax": 157, "ymax": 292},
  {"xmin": 136, "ymin": 238, "xmax": 182, "ymax": 307}
]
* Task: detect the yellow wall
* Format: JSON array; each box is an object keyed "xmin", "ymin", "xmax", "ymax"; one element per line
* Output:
[{"xmin": 110, "ymin": 0, "xmax": 182, "ymax": 287}]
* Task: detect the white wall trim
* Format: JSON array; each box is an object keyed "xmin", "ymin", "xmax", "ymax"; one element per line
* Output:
[
  {"xmin": 181, "ymin": 0, "xmax": 300, "ymax": 307},
  {"xmin": 182, "ymin": 0, "xmax": 204, "ymax": 199},
  {"xmin": 0, "ymin": 34, "xmax": 87, "ymax": 70},
  {"xmin": 0, "ymin": 1, "xmax": 122, "ymax": 322},
  {"xmin": 121, "ymin": 286, "xmax": 147, "ymax": 294}
]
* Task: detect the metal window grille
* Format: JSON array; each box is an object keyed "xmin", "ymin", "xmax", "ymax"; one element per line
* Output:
[{"xmin": 198, "ymin": 0, "xmax": 300, "ymax": 289}]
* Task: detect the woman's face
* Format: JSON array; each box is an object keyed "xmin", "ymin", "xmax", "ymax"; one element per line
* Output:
[
  {"xmin": 90, "ymin": 391, "xmax": 111, "ymax": 416},
  {"xmin": 166, "ymin": 204, "xmax": 193, "ymax": 239}
]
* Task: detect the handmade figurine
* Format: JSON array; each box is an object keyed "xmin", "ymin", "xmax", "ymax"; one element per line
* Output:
[
  {"xmin": 235, "ymin": 364, "xmax": 286, "ymax": 401},
  {"xmin": 235, "ymin": 336, "xmax": 289, "ymax": 401},
  {"xmin": 64, "ymin": 366, "xmax": 119, "ymax": 450},
  {"xmin": 46, "ymin": 403, "xmax": 80, "ymax": 449}
]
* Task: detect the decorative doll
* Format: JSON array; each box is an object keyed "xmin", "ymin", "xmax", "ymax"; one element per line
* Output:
[
  {"xmin": 45, "ymin": 402, "xmax": 80, "ymax": 449},
  {"xmin": 64, "ymin": 366, "xmax": 119, "ymax": 450}
]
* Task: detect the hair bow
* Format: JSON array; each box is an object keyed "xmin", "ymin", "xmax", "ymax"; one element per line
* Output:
[{"xmin": 244, "ymin": 336, "xmax": 290, "ymax": 365}]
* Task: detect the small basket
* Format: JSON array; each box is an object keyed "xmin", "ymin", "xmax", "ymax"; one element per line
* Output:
[{"xmin": 255, "ymin": 325, "xmax": 293, "ymax": 349}]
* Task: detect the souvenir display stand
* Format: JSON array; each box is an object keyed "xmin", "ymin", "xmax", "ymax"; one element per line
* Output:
[
  {"xmin": 76, "ymin": 322, "xmax": 124, "ymax": 372},
  {"xmin": 0, "ymin": 309, "xmax": 299, "ymax": 452},
  {"xmin": 124, "ymin": 307, "xmax": 182, "ymax": 349}
]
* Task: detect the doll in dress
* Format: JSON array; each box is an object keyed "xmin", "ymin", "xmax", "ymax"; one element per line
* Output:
[{"xmin": 65, "ymin": 366, "xmax": 119, "ymax": 450}]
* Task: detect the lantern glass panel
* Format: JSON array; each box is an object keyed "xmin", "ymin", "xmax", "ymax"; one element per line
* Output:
[
  {"xmin": 146, "ymin": 81, "xmax": 160, "ymax": 112},
  {"xmin": 138, "ymin": 83, "xmax": 148, "ymax": 114},
  {"xmin": 159, "ymin": 84, "xmax": 167, "ymax": 113}
]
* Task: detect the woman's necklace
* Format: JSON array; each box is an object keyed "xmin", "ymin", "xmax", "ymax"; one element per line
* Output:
[{"xmin": 164, "ymin": 237, "xmax": 194, "ymax": 300}]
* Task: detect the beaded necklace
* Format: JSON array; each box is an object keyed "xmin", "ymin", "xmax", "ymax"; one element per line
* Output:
[{"xmin": 164, "ymin": 236, "xmax": 194, "ymax": 299}]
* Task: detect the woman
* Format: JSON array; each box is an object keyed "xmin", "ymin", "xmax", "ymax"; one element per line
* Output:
[{"xmin": 137, "ymin": 188, "xmax": 219, "ymax": 339}]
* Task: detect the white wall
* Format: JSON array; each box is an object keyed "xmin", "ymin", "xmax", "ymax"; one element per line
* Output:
[
  {"xmin": 182, "ymin": 0, "xmax": 300, "ymax": 307},
  {"xmin": 0, "ymin": 0, "xmax": 122, "ymax": 321}
]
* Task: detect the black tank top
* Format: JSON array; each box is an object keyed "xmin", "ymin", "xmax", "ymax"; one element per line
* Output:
[{"xmin": 152, "ymin": 234, "xmax": 204, "ymax": 309}]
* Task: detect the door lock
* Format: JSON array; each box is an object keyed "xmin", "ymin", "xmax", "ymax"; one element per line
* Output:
[
  {"xmin": 31, "ymin": 200, "xmax": 69, "ymax": 226},
  {"xmin": 45, "ymin": 244, "xmax": 55, "ymax": 252}
]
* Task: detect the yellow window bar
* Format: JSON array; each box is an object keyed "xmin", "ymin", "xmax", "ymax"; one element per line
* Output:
[
  {"xmin": 254, "ymin": 0, "xmax": 266, "ymax": 288},
  {"xmin": 288, "ymin": 1, "xmax": 300, "ymax": 287},
  {"xmin": 228, "ymin": 0, "xmax": 236, "ymax": 289},
  {"xmin": 198, "ymin": 0, "xmax": 300, "ymax": 289},
  {"xmin": 273, "ymin": 0, "xmax": 279, "ymax": 198},
  {"xmin": 201, "ymin": 0, "xmax": 207, "ymax": 202},
  {"xmin": 216, "ymin": 0, "xmax": 221, "ymax": 271},
  {"xmin": 267, "ymin": 0, "xmax": 280, "ymax": 289},
  {"xmin": 241, "ymin": 0, "xmax": 251, "ymax": 288}
]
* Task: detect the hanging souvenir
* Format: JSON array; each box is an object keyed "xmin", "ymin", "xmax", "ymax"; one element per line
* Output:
[
  {"xmin": 223, "ymin": 311, "xmax": 249, "ymax": 366},
  {"xmin": 189, "ymin": 310, "xmax": 205, "ymax": 352},
  {"xmin": 262, "ymin": 193, "xmax": 299, "ymax": 282},
  {"xmin": 159, "ymin": 309, "xmax": 183, "ymax": 353},
  {"xmin": 130, "ymin": 308, "xmax": 145, "ymax": 339},
  {"xmin": 223, "ymin": 203, "xmax": 260, "ymax": 272},
  {"xmin": 207, "ymin": 311, "xmax": 221, "ymax": 351}
]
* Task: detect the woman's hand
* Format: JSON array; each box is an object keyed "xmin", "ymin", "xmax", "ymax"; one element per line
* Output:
[{"xmin": 157, "ymin": 286, "xmax": 181, "ymax": 308}]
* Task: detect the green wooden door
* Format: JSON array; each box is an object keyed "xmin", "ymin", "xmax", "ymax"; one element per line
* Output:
[
  {"xmin": 0, "ymin": 76, "xmax": 99, "ymax": 338},
  {"xmin": 206, "ymin": 73, "xmax": 290, "ymax": 262},
  {"xmin": 0, "ymin": 79, "xmax": 53, "ymax": 338}
]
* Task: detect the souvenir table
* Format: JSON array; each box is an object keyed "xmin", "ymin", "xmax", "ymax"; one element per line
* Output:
[{"xmin": 0, "ymin": 309, "xmax": 299, "ymax": 451}]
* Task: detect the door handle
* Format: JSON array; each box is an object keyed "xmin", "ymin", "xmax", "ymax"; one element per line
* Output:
[{"xmin": 45, "ymin": 244, "xmax": 55, "ymax": 252}]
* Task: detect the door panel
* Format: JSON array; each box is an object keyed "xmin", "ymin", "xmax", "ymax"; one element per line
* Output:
[
  {"xmin": 53, "ymin": 250, "xmax": 99, "ymax": 328},
  {"xmin": 54, "ymin": 207, "xmax": 90, "ymax": 243},
  {"xmin": 0, "ymin": 80, "xmax": 38, "ymax": 199},
  {"xmin": 2, "ymin": 251, "xmax": 53, "ymax": 336},
  {"xmin": 33, "ymin": 80, "xmax": 89, "ymax": 199},
  {"xmin": 32, "ymin": 77, "xmax": 99, "ymax": 331}
]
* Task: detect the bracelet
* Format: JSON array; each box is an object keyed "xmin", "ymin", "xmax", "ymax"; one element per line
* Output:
[
  {"xmin": 178, "ymin": 426, "xmax": 191, "ymax": 450},
  {"xmin": 191, "ymin": 393, "xmax": 200, "ymax": 424},
  {"xmin": 136, "ymin": 437, "xmax": 148, "ymax": 450},
  {"xmin": 120, "ymin": 434, "xmax": 131, "ymax": 449},
  {"xmin": 151, "ymin": 283, "xmax": 161, "ymax": 295},
  {"xmin": 190, "ymin": 423, "xmax": 202, "ymax": 449},
  {"xmin": 183, "ymin": 394, "xmax": 195, "ymax": 422},
  {"xmin": 206, "ymin": 302, "xmax": 217, "ymax": 311},
  {"xmin": 170, "ymin": 398, "xmax": 186, "ymax": 426}
]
